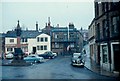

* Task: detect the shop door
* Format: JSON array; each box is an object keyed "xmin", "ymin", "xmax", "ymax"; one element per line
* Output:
[{"xmin": 113, "ymin": 44, "xmax": 120, "ymax": 71}]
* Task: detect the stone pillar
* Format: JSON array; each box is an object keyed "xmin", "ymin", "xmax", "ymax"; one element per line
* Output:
[{"xmin": 17, "ymin": 37, "xmax": 21, "ymax": 48}]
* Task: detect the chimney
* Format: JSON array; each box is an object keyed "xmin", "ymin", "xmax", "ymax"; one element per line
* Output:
[
  {"xmin": 36, "ymin": 21, "xmax": 38, "ymax": 31},
  {"xmin": 69, "ymin": 22, "xmax": 74, "ymax": 29},
  {"xmin": 57, "ymin": 24, "xmax": 59, "ymax": 27},
  {"xmin": 48, "ymin": 17, "xmax": 51, "ymax": 26}
]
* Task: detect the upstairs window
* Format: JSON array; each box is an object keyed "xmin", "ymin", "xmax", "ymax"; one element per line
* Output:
[
  {"xmin": 10, "ymin": 39, "xmax": 14, "ymax": 43},
  {"xmin": 112, "ymin": 16, "xmax": 119, "ymax": 35},
  {"xmin": 21, "ymin": 38, "xmax": 28, "ymax": 42},
  {"xmin": 37, "ymin": 37, "xmax": 39, "ymax": 42},
  {"xmin": 45, "ymin": 37, "xmax": 48, "ymax": 42},
  {"xmin": 40, "ymin": 38, "xmax": 44, "ymax": 42}
]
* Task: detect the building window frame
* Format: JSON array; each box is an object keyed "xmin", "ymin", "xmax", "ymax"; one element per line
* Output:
[
  {"xmin": 10, "ymin": 39, "xmax": 14, "ymax": 43},
  {"xmin": 37, "ymin": 37, "xmax": 39, "ymax": 42},
  {"xmin": 7, "ymin": 48, "xmax": 13, "ymax": 52},
  {"xmin": 102, "ymin": 45, "xmax": 108, "ymax": 63},
  {"xmin": 40, "ymin": 38, "xmax": 44, "ymax": 42},
  {"xmin": 44, "ymin": 45, "xmax": 47, "ymax": 50},
  {"xmin": 112, "ymin": 16, "xmax": 119, "ymax": 35},
  {"xmin": 45, "ymin": 37, "xmax": 48, "ymax": 42},
  {"xmin": 40, "ymin": 46, "xmax": 43, "ymax": 50}
]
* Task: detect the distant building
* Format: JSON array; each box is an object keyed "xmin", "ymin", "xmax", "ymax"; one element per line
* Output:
[
  {"xmin": 42, "ymin": 18, "xmax": 84, "ymax": 54},
  {"xmin": 5, "ymin": 21, "xmax": 51, "ymax": 55},
  {"xmin": 94, "ymin": 1, "xmax": 120, "ymax": 72},
  {"xmin": 88, "ymin": 18, "xmax": 97, "ymax": 62},
  {"xmin": 0, "ymin": 33, "xmax": 5, "ymax": 58},
  {"xmin": 79, "ymin": 27, "xmax": 89, "ymax": 45}
]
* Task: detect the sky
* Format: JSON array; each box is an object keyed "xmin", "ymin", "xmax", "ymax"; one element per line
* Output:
[{"xmin": 1, "ymin": 0, "xmax": 95, "ymax": 33}]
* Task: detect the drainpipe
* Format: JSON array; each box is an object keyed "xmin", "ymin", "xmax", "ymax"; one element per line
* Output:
[{"xmin": 106, "ymin": 3, "xmax": 111, "ymax": 71}]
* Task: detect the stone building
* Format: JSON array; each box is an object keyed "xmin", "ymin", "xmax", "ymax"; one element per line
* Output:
[
  {"xmin": 94, "ymin": 1, "xmax": 120, "ymax": 72},
  {"xmin": 42, "ymin": 18, "xmax": 84, "ymax": 55}
]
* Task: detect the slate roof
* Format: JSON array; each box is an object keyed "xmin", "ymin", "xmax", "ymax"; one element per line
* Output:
[
  {"xmin": 51, "ymin": 27, "xmax": 77, "ymax": 32},
  {"xmin": 0, "ymin": 33, "xmax": 6, "ymax": 38},
  {"xmin": 5, "ymin": 30, "xmax": 42, "ymax": 38}
]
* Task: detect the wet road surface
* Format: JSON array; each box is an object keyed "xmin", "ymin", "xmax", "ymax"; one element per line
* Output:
[{"xmin": 1, "ymin": 56, "xmax": 117, "ymax": 80}]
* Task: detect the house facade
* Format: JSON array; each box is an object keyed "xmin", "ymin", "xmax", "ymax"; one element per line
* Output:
[
  {"xmin": 42, "ymin": 19, "xmax": 84, "ymax": 55},
  {"xmin": 88, "ymin": 18, "xmax": 97, "ymax": 62},
  {"xmin": 5, "ymin": 21, "xmax": 51, "ymax": 55},
  {"xmin": 94, "ymin": 1, "xmax": 120, "ymax": 72},
  {"xmin": 5, "ymin": 31, "xmax": 51, "ymax": 55}
]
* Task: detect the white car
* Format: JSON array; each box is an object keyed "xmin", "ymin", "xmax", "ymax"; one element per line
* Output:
[
  {"xmin": 53, "ymin": 52, "xmax": 57, "ymax": 57},
  {"xmin": 5, "ymin": 53, "xmax": 14, "ymax": 59}
]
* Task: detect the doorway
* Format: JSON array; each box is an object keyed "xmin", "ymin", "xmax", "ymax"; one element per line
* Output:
[
  {"xmin": 32, "ymin": 47, "xmax": 36, "ymax": 54},
  {"xmin": 113, "ymin": 44, "xmax": 120, "ymax": 71}
]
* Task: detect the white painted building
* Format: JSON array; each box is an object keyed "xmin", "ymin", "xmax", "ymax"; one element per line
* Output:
[
  {"xmin": 5, "ymin": 37, "xmax": 17, "ymax": 54},
  {"xmin": 5, "ymin": 31, "xmax": 51, "ymax": 55}
]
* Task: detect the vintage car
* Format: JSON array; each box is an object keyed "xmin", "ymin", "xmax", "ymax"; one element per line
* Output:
[
  {"xmin": 24, "ymin": 54, "xmax": 45, "ymax": 63},
  {"xmin": 71, "ymin": 53, "xmax": 85, "ymax": 67},
  {"xmin": 38, "ymin": 51, "xmax": 56, "ymax": 59},
  {"xmin": 5, "ymin": 53, "xmax": 14, "ymax": 59}
]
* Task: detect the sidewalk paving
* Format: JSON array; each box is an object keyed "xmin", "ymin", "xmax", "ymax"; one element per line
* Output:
[{"xmin": 84, "ymin": 56, "xmax": 119, "ymax": 78}]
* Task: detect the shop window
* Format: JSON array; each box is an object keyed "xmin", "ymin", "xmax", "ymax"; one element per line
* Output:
[
  {"xmin": 7, "ymin": 48, "xmax": 13, "ymax": 52},
  {"xmin": 102, "ymin": 45, "xmax": 108, "ymax": 63}
]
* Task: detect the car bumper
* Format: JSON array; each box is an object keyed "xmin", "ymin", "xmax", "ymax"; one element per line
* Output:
[{"xmin": 72, "ymin": 63, "xmax": 84, "ymax": 66}]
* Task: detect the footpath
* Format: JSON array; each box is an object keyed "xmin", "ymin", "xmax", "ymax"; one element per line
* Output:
[{"xmin": 84, "ymin": 56, "xmax": 119, "ymax": 78}]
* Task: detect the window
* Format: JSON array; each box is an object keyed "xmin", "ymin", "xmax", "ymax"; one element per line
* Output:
[
  {"xmin": 10, "ymin": 39, "xmax": 14, "ymax": 43},
  {"xmin": 45, "ymin": 37, "xmax": 48, "ymax": 42},
  {"xmin": 55, "ymin": 34, "xmax": 58, "ymax": 39},
  {"xmin": 40, "ymin": 38, "xmax": 44, "ymax": 42},
  {"xmin": 37, "ymin": 37, "xmax": 39, "ymax": 42},
  {"xmin": 44, "ymin": 45, "xmax": 47, "ymax": 50},
  {"xmin": 112, "ymin": 16, "xmax": 119, "ymax": 34},
  {"xmin": 25, "ymin": 38, "xmax": 27, "ymax": 42},
  {"xmin": 55, "ymin": 42, "xmax": 59, "ymax": 48},
  {"xmin": 102, "ymin": 19, "xmax": 107, "ymax": 38},
  {"xmin": 102, "ymin": 45, "xmax": 108, "ymax": 63},
  {"xmin": 37, "ymin": 46, "xmax": 40, "ymax": 50},
  {"xmin": 97, "ymin": 23, "xmax": 100, "ymax": 40},
  {"xmin": 40, "ymin": 46, "xmax": 43, "ymax": 50},
  {"xmin": 7, "ymin": 48, "xmax": 13, "ymax": 51},
  {"xmin": 21, "ymin": 38, "xmax": 28, "ymax": 42}
]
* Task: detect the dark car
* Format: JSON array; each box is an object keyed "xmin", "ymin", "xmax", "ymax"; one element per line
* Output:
[
  {"xmin": 38, "ymin": 51, "xmax": 55, "ymax": 59},
  {"xmin": 71, "ymin": 53, "xmax": 85, "ymax": 67}
]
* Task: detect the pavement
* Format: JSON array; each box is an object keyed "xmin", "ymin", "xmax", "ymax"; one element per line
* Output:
[{"xmin": 84, "ymin": 56, "xmax": 119, "ymax": 78}]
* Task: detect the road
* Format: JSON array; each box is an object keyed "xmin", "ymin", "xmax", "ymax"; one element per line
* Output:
[{"xmin": 1, "ymin": 55, "xmax": 117, "ymax": 80}]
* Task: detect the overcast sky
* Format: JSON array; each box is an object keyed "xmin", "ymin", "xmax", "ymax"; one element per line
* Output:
[{"xmin": 1, "ymin": 0, "xmax": 95, "ymax": 33}]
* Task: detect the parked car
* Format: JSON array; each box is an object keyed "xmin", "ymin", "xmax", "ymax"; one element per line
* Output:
[
  {"xmin": 5, "ymin": 53, "xmax": 14, "ymax": 59},
  {"xmin": 53, "ymin": 52, "xmax": 57, "ymax": 57},
  {"xmin": 24, "ymin": 54, "xmax": 44, "ymax": 63},
  {"xmin": 38, "ymin": 51, "xmax": 55, "ymax": 59},
  {"xmin": 71, "ymin": 53, "xmax": 85, "ymax": 67}
]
